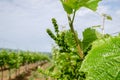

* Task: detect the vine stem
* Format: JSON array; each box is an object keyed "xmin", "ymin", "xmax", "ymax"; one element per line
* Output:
[
  {"xmin": 67, "ymin": 10, "xmax": 84, "ymax": 59},
  {"xmin": 102, "ymin": 16, "xmax": 105, "ymax": 35}
]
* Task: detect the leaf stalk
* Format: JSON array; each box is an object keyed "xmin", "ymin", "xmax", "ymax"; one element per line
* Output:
[{"xmin": 67, "ymin": 10, "xmax": 84, "ymax": 59}]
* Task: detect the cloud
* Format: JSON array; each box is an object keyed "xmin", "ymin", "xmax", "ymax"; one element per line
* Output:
[
  {"xmin": 0, "ymin": 0, "xmax": 58, "ymax": 52},
  {"xmin": 97, "ymin": 5, "xmax": 109, "ymax": 14},
  {"xmin": 0, "ymin": 0, "xmax": 120, "ymax": 52},
  {"xmin": 116, "ymin": 10, "xmax": 120, "ymax": 15},
  {"xmin": 106, "ymin": 0, "xmax": 120, "ymax": 2},
  {"xmin": 77, "ymin": 8, "xmax": 93, "ymax": 16}
]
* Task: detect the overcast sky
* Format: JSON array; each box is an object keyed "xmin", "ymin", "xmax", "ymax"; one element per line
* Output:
[{"xmin": 0, "ymin": 0, "xmax": 120, "ymax": 52}]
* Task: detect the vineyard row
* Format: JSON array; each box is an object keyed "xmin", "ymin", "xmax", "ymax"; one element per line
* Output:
[{"xmin": 0, "ymin": 49, "xmax": 50, "ymax": 80}]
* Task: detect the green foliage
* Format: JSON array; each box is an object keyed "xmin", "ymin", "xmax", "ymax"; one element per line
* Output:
[
  {"xmin": 39, "ymin": 51, "xmax": 84, "ymax": 80},
  {"xmin": 60, "ymin": 0, "xmax": 73, "ymax": 14},
  {"xmin": 80, "ymin": 36, "xmax": 120, "ymax": 80},
  {"xmin": 82, "ymin": 27, "xmax": 102, "ymax": 54},
  {"xmin": 60, "ymin": 0, "xmax": 102, "ymax": 14},
  {"xmin": 65, "ymin": 30, "xmax": 77, "ymax": 49},
  {"xmin": 46, "ymin": 18, "xmax": 117, "ymax": 80},
  {"xmin": 47, "ymin": 18, "xmax": 70, "ymax": 53},
  {"xmin": 0, "ymin": 49, "xmax": 50, "ymax": 69},
  {"xmin": 45, "ymin": 18, "xmax": 85, "ymax": 79},
  {"xmin": 0, "ymin": 50, "xmax": 8, "ymax": 67},
  {"xmin": 45, "ymin": 6, "xmax": 104, "ymax": 79},
  {"xmin": 42, "ymin": 0, "xmax": 120, "ymax": 80},
  {"xmin": 46, "ymin": 18, "xmax": 59, "ymax": 41},
  {"xmin": 7, "ymin": 52, "xmax": 21, "ymax": 69},
  {"xmin": 44, "ymin": 0, "xmax": 120, "ymax": 80},
  {"xmin": 102, "ymin": 13, "xmax": 112, "ymax": 20},
  {"xmin": 60, "ymin": 0, "xmax": 102, "ymax": 59},
  {"xmin": 92, "ymin": 25, "xmax": 101, "ymax": 29},
  {"xmin": 52, "ymin": 50, "xmax": 83, "ymax": 79}
]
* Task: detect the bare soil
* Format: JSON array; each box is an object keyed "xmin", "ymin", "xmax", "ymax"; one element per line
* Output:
[{"xmin": 0, "ymin": 62, "xmax": 49, "ymax": 80}]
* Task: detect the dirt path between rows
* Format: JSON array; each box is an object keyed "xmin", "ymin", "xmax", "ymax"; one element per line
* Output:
[
  {"xmin": 0, "ymin": 62, "xmax": 49, "ymax": 80},
  {"xmin": 11, "ymin": 62, "xmax": 50, "ymax": 80}
]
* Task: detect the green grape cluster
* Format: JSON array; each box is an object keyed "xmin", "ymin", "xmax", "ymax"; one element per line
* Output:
[
  {"xmin": 45, "ymin": 18, "xmax": 85, "ymax": 80},
  {"xmin": 41, "ymin": 0, "xmax": 103, "ymax": 79},
  {"xmin": 47, "ymin": 18, "xmax": 71, "ymax": 53},
  {"xmin": 52, "ymin": 18, "xmax": 59, "ymax": 34},
  {"xmin": 46, "ymin": 29, "xmax": 57, "ymax": 41}
]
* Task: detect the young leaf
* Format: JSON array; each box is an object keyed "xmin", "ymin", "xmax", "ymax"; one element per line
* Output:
[
  {"xmin": 106, "ymin": 15, "xmax": 112, "ymax": 20},
  {"xmin": 85, "ymin": 0, "xmax": 102, "ymax": 11},
  {"xmin": 80, "ymin": 36, "xmax": 120, "ymax": 80},
  {"xmin": 60, "ymin": 0, "xmax": 73, "ymax": 14},
  {"xmin": 92, "ymin": 25, "xmax": 101, "ymax": 29},
  {"xmin": 102, "ymin": 13, "xmax": 112, "ymax": 20},
  {"xmin": 60, "ymin": 0, "xmax": 102, "ymax": 14},
  {"xmin": 82, "ymin": 27, "xmax": 102, "ymax": 53}
]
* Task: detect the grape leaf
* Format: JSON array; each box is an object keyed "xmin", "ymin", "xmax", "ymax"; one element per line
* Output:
[
  {"xmin": 106, "ymin": 15, "xmax": 112, "ymax": 20},
  {"xmin": 80, "ymin": 36, "xmax": 120, "ymax": 80},
  {"xmin": 60, "ymin": 0, "xmax": 102, "ymax": 14}
]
